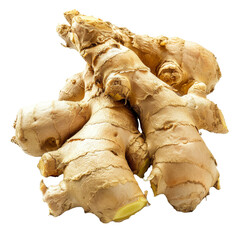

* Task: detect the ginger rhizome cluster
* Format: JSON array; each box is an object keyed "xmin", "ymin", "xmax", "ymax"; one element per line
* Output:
[{"xmin": 12, "ymin": 10, "xmax": 228, "ymax": 222}]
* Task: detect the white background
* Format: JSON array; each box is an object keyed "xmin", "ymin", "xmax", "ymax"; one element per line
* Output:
[{"xmin": 1, "ymin": 0, "xmax": 239, "ymax": 239}]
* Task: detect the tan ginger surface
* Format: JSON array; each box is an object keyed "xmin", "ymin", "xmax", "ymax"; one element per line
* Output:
[
  {"xmin": 13, "ymin": 65, "xmax": 149, "ymax": 223},
  {"xmin": 57, "ymin": 10, "xmax": 228, "ymax": 212},
  {"xmin": 59, "ymin": 9, "xmax": 221, "ymax": 95}
]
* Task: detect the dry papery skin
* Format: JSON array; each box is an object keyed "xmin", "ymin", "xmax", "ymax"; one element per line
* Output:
[
  {"xmin": 59, "ymin": 9, "xmax": 221, "ymax": 95},
  {"xmin": 57, "ymin": 10, "xmax": 228, "ymax": 212},
  {"xmin": 13, "ymin": 65, "xmax": 149, "ymax": 223}
]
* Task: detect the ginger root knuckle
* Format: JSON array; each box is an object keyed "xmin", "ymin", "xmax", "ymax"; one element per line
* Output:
[
  {"xmin": 38, "ymin": 152, "xmax": 62, "ymax": 177},
  {"xmin": 64, "ymin": 9, "xmax": 80, "ymax": 24},
  {"xmin": 13, "ymin": 100, "xmax": 90, "ymax": 156},
  {"xmin": 59, "ymin": 72, "xmax": 85, "ymax": 101},
  {"xmin": 105, "ymin": 74, "xmax": 131, "ymax": 101},
  {"xmin": 42, "ymin": 137, "xmax": 60, "ymax": 152},
  {"xmin": 157, "ymin": 61, "xmax": 183, "ymax": 86}
]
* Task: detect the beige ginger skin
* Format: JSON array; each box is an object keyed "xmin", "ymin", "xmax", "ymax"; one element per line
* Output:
[
  {"xmin": 117, "ymin": 32, "xmax": 221, "ymax": 95},
  {"xmin": 13, "ymin": 66, "xmax": 149, "ymax": 223},
  {"xmin": 12, "ymin": 10, "xmax": 228, "ymax": 221},
  {"xmin": 57, "ymin": 10, "xmax": 228, "ymax": 212},
  {"xmin": 61, "ymin": 9, "xmax": 221, "ymax": 95}
]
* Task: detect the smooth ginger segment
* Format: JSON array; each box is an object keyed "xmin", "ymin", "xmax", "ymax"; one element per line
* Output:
[{"xmin": 12, "ymin": 100, "xmax": 90, "ymax": 156}]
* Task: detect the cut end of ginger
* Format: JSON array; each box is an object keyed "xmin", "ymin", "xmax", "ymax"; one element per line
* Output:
[{"xmin": 113, "ymin": 197, "xmax": 148, "ymax": 222}]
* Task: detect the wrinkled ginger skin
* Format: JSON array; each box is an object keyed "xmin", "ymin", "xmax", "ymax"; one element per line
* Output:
[
  {"xmin": 123, "ymin": 34, "xmax": 221, "ymax": 95},
  {"xmin": 59, "ymin": 10, "xmax": 221, "ymax": 95},
  {"xmin": 13, "ymin": 67, "xmax": 149, "ymax": 223},
  {"xmin": 39, "ymin": 68, "xmax": 148, "ymax": 222},
  {"xmin": 58, "ymin": 10, "xmax": 228, "ymax": 212}
]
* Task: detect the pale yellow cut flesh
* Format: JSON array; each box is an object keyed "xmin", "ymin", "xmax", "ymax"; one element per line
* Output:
[
  {"xmin": 137, "ymin": 158, "xmax": 150, "ymax": 178},
  {"xmin": 109, "ymin": 92, "xmax": 125, "ymax": 101},
  {"xmin": 113, "ymin": 197, "xmax": 148, "ymax": 222}
]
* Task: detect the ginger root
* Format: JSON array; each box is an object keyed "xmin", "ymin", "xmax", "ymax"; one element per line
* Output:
[
  {"xmin": 12, "ymin": 10, "xmax": 228, "ymax": 221},
  {"xmin": 58, "ymin": 10, "xmax": 228, "ymax": 212},
  {"xmin": 59, "ymin": 9, "xmax": 221, "ymax": 95},
  {"xmin": 13, "ymin": 65, "xmax": 149, "ymax": 223}
]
